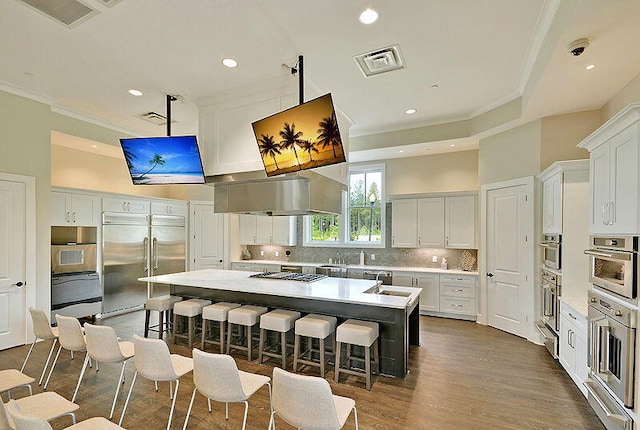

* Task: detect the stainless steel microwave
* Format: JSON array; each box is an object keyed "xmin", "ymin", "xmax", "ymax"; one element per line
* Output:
[
  {"xmin": 539, "ymin": 234, "xmax": 561, "ymax": 270},
  {"xmin": 51, "ymin": 243, "xmax": 97, "ymax": 274}
]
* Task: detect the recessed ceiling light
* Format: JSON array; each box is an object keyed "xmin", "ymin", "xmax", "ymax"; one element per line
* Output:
[
  {"xmin": 405, "ymin": 108, "xmax": 417, "ymax": 115},
  {"xmin": 450, "ymin": 144, "xmax": 455, "ymax": 147},
  {"xmin": 586, "ymin": 64, "xmax": 595, "ymax": 70},
  {"xmin": 222, "ymin": 58, "xmax": 238, "ymax": 68},
  {"xmin": 128, "ymin": 89, "xmax": 143, "ymax": 96},
  {"xmin": 91, "ymin": 145, "xmax": 98, "ymax": 149},
  {"xmin": 399, "ymin": 150, "xmax": 404, "ymax": 153},
  {"xmin": 431, "ymin": 84, "xmax": 439, "ymax": 88},
  {"xmin": 359, "ymin": 8, "xmax": 378, "ymax": 24}
]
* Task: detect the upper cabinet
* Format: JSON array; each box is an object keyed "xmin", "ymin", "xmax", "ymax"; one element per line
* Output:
[
  {"xmin": 151, "ymin": 201, "xmax": 188, "ymax": 217},
  {"xmin": 578, "ymin": 103, "xmax": 640, "ymax": 234},
  {"xmin": 239, "ymin": 214, "xmax": 297, "ymax": 246},
  {"xmin": 102, "ymin": 197, "xmax": 150, "ymax": 214},
  {"xmin": 541, "ymin": 171, "xmax": 563, "ymax": 234},
  {"xmin": 51, "ymin": 191, "xmax": 99, "ymax": 226},
  {"xmin": 391, "ymin": 194, "xmax": 476, "ymax": 249}
]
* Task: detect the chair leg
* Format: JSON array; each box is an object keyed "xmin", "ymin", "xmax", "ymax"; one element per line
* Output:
[
  {"xmin": 72, "ymin": 353, "xmax": 90, "ymax": 402},
  {"xmin": 225, "ymin": 402, "xmax": 229, "ymax": 420},
  {"xmin": 167, "ymin": 379, "xmax": 180, "ymax": 430},
  {"xmin": 219, "ymin": 320, "xmax": 226, "ymax": 354},
  {"xmin": 21, "ymin": 339, "xmax": 37, "ymax": 372},
  {"xmin": 188, "ymin": 316, "xmax": 194, "ymax": 349},
  {"xmin": 226, "ymin": 322, "xmax": 232, "ymax": 354},
  {"xmin": 319, "ymin": 337, "xmax": 326, "ymax": 378},
  {"xmin": 159, "ymin": 310, "xmax": 165, "ymax": 340},
  {"xmin": 365, "ymin": 344, "xmax": 372, "ymax": 390},
  {"xmin": 110, "ymin": 361, "xmax": 127, "ymax": 419},
  {"xmin": 173, "ymin": 313, "xmax": 178, "ymax": 344},
  {"xmin": 144, "ymin": 309, "xmax": 151, "ymax": 338},
  {"xmin": 118, "ymin": 370, "xmax": 138, "ymax": 426},
  {"xmin": 374, "ymin": 338, "xmax": 380, "ymax": 374},
  {"xmin": 335, "ymin": 341, "xmax": 342, "ymax": 383},
  {"xmin": 293, "ymin": 335, "xmax": 300, "ymax": 372},
  {"xmin": 201, "ymin": 320, "xmax": 207, "ymax": 351},
  {"xmin": 207, "ymin": 398, "xmax": 211, "ymax": 412},
  {"xmin": 39, "ymin": 339, "xmax": 57, "ymax": 385},
  {"xmin": 183, "ymin": 388, "xmax": 197, "ymax": 430},
  {"xmin": 280, "ymin": 331, "xmax": 287, "ymax": 369},
  {"xmin": 258, "ymin": 328, "xmax": 265, "ymax": 364},
  {"xmin": 44, "ymin": 344, "xmax": 63, "ymax": 390},
  {"xmin": 247, "ymin": 325, "xmax": 253, "ymax": 362},
  {"xmin": 241, "ymin": 401, "xmax": 249, "ymax": 430},
  {"xmin": 353, "ymin": 406, "xmax": 359, "ymax": 430}
]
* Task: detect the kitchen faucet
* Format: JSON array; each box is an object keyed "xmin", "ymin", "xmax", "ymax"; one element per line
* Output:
[{"xmin": 336, "ymin": 252, "xmax": 344, "ymax": 265}]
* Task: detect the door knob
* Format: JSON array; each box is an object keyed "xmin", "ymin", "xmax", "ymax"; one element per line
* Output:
[
  {"xmin": 12, "ymin": 281, "xmax": 24, "ymax": 287},
  {"xmin": 486, "ymin": 272, "xmax": 494, "ymax": 278}
]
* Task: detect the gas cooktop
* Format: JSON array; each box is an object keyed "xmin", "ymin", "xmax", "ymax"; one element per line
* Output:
[{"xmin": 249, "ymin": 272, "xmax": 327, "ymax": 282}]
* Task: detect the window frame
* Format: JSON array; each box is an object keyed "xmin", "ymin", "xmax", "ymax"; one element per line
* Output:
[{"xmin": 303, "ymin": 163, "xmax": 386, "ymax": 248}]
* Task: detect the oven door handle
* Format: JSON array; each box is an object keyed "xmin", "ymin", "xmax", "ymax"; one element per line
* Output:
[
  {"xmin": 542, "ymin": 285, "xmax": 553, "ymax": 317},
  {"xmin": 583, "ymin": 381, "xmax": 631, "ymax": 429},
  {"xmin": 590, "ymin": 317, "xmax": 611, "ymax": 378},
  {"xmin": 584, "ymin": 249, "xmax": 632, "ymax": 261},
  {"xmin": 538, "ymin": 243, "xmax": 550, "ymax": 248}
]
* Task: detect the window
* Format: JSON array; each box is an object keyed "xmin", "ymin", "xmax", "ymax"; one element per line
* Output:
[{"xmin": 304, "ymin": 164, "xmax": 385, "ymax": 247}]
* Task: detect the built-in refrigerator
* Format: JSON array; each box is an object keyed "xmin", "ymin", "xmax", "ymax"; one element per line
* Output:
[{"xmin": 102, "ymin": 212, "xmax": 185, "ymax": 316}]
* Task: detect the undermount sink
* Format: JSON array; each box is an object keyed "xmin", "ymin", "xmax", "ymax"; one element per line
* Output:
[{"xmin": 364, "ymin": 286, "xmax": 413, "ymax": 297}]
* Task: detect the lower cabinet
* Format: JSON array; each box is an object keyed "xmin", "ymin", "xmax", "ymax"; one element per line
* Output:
[
  {"xmin": 231, "ymin": 262, "xmax": 281, "ymax": 272},
  {"xmin": 439, "ymin": 274, "xmax": 477, "ymax": 318},
  {"xmin": 393, "ymin": 271, "xmax": 440, "ymax": 312},
  {"xmin": 559, "ymin": 300, "xmax": 588, "ymax": 397}
]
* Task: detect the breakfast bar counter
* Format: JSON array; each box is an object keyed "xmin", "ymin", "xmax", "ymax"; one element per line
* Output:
[{"xmin": 141, "ymin": 269, "xmax": 421, "ymax": 378}]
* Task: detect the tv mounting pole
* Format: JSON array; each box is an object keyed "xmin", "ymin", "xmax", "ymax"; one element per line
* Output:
[
  {"xmin": 166, "ymin": 94, "xmax": 177, "ymax": 136},
  {"xmin": 298, "ymin": 55, "xmax": 304, "ymax": 105}
]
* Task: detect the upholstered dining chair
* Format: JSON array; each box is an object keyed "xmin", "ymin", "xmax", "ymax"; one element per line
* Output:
[
  {"xmin": 183, "ymin": 349, "xmax": 271, "ymax": 430},
  {"xmin": 0, "ymin": 393, "xmax": 78, "ymax": 429},
  {"xmin": 268, "ymin": 367, "xmax": 358, "ymax": 430},
  {"xmin": 119, "ymin": 335, "xmax": 193, "ymax": 429},
  {"xmin": 71, "ymin": 324, "xmax": 134, "ymax": 419},
  {"xmin": 22, "ymin": 308, "xmax": 59, "ymax": 386},
  {"xmin": 44, "ymin": 315, "xmax": 88, "ymax": 390},
  {"xmin": 5, "ymin": 400, "xmax": 126, "ymax": 430}
]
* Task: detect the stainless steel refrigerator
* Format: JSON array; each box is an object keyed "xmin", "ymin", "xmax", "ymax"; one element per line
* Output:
[{"xmin": 102, "ymin": 212, "xmax": 186, "ymax": 316}]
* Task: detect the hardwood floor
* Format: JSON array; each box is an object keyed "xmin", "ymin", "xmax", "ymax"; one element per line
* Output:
[{"xmin": 1, "ymin": 313, "xmax": 604, "ymax": 429}]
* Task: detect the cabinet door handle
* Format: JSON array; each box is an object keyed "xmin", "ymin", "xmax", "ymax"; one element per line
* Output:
[
  {"xmin": 418, "ymin": 237, "xmax": 421, "ymax": 246},
  {"xmin": 445, "ymin": 236, "xmax": 449, "ymax": 246},
  {"xmin": 451, "ymin": 304, "xmax": 463, "ymax": 308},
  {"xmin": 66, "ymin": 212, "xmax": 71, "ymax": 222},
  {"xmin": 72, "ymin": 212, "xmax": 76, "ymax": 222},
  {"xmin": 602, "ymin": 203, "xmax": 608, "ymax": 225},
  {"xmin": 392, "ymin": 236, "xmax": 395, "ymax": 246},
  {"xmin": 568, "ymin": 312, "xmax": 576, "ymax": 320},
  {"xmin": 608, "ymin": 201, "xmax": 614, "ymax": 225}
]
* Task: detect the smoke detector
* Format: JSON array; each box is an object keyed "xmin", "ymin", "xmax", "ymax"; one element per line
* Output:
[{"xmin": 354, "ymin": 44, "xmax": 406, "ymax": 77}]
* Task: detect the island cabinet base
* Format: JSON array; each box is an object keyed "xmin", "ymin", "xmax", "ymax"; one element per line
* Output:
[{"xmin": 171, "ymin": 285, "xmax": 420, "ymax": 378}]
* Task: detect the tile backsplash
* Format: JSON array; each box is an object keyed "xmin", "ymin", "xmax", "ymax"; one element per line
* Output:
[{"xmin": 243, "ymin": 204, "xmax": 478, "ymax": 271}]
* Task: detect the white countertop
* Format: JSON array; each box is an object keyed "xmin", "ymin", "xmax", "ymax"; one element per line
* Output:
[
  {"xmin": 141, "ymin": 269, "xmax": 422, "ymax": 309},
  {"xmin": 560, "ymin": 296, "xmax": 588, "ymax": 318},
  {"xmin": 232, "ymin": 260, "xmax": 478, "ymax": 276}
]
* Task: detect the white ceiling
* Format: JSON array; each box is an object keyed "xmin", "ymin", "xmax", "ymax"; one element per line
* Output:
[{"xmin": 3, "ymin": 0, "xmax": 640, "ymax": 160}]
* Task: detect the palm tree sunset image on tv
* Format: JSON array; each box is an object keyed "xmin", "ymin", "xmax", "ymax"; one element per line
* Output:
[
  {"xmin": 119, "ymin": 135, "xmax": 205, "ymax": 185},
  {"xmin": 252, "ymin": 93, "xmax": 346, "ymax": 177}
]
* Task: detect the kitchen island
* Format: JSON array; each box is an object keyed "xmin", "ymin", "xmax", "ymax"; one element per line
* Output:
[{"xmin": 141, "ymin": 269, "xmax": 421, "ymax": 378}]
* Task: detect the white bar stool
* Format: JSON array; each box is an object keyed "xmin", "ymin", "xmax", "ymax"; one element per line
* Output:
[
  {"xmin": 293, "ymin": 314, "xmax": 337, "ymax": 378},
  {"xmin": 258, "ymin": 309, "xmax": 301, "ymax": 368},
  {"xmin": 144, "ymin": 295, "xmax": 183, "ymax": 339},
  {"xmin": 226, "ymin": 305, "xmax": 268, "ymax": 361},
  {"xmin": 173, "ymin": 298, "xmax": 211, "ymax": 348},
  {"xmin": 201, "ymin": 302, "xmax": 241, "ymax": 353},
  {"xmin": 335, "ymin": 319, "xmax": 380, "ymax": 390}
]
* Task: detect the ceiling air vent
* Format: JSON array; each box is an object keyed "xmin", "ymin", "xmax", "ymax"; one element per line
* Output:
[
  {"xmin": 17, "ymin": 0, "xmax": 97, "ymax": 27},
  {"xmin": 137, "ymin": 112, "xmax": 177, "ymax": 126},
  {"xmin": 354, "ymin": 44, "xmax": 406, "ymax": 77}
]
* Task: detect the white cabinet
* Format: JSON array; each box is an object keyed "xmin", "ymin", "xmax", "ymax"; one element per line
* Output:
[
  {"xmin": 239, "ymin": 214, "xmax": 297, "ymax": 245},
  {"xmin": 51, "ymin": 191, "xmax": 99, "ymax": 226},
  {"xmin": 151, "ymin": 201, "xmax": 187, "ymax": 216},
  {"xmin": 231, "ymin": 262, "xmax": 281, "ymax": 272},
  {"xmin": 444, "ymin": 196, "xmax": 476, "ymax": 248},
  {"xmin": 541, "ymin": 171, "xmax": 563, "ymax": 234},
  {"xmin": 559, "ymin": 300, "xmax": 588, "ymax": 397},
  {"xmin": 391, "ymin": 199, "xmax": 417, "ymax": 247},
  {"xmin": 103, "ymin": 197, "xmax": 150, "ymax": 214},
  {"xmin": 578, "ymin": 104, "xmax": 640, "ymax": 234},
  {"xmin": 392, "ymin": 195, "xmax": 476, "ymax": 249},
  {"xmin": 393, "ymin": 271, "xmax": 439, "ymax": 313},
  {"xmin": 439, "ymin": 274, "xmax": 477, "ymax": 317}
]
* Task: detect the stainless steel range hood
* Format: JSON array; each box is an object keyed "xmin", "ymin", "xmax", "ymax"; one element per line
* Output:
[{"xmin": 209, "ymin": 170, "xmax": 345, "ymax": 216}]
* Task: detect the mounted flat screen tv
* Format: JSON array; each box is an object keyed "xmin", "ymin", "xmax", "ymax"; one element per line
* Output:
[
  {"xmin": 119, "ymin": 135, "xmax": 205, "ymax": 185},
  {"xmin": 252, "ymin": 93, "xmax": 346, "ymax": 177}
]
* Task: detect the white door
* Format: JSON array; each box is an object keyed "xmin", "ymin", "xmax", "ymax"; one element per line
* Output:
[
  {"xmin": 485, "ymin": 182, "xmax": 531, "ymax": 338},
  {"xmin": 0, "ymin": 179, "xmax": 27, "ymax": 350},
  {"xmin": 191, "ymin": 203, "xmax": 224, "ymax": 270}
]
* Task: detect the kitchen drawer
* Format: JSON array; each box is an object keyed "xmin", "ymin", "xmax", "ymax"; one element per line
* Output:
[
  {"xmin": 439, "ymin": 274, "xmax": 477, "ymax": 285},
  {"xmin": 439, "ymin": 297, "xmax": 476, "ymax": 315},
  {"xmin": 231, "ymin": 262, "xmax": 255, "ymax": 271},
  {"xmin": 560, "ymin": 301, "xmax": 587, "ymax": 330},
  {"xmin": 440, "ymin": 283, "xmax": 475, "ymax": 298}
]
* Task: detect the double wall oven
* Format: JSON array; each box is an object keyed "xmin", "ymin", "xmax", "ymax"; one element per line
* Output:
[
  {"xmin": 536, "ymin": 269, "xmax": 561, "ymax": 358},
  {"xmin": 585, "ymin": 236, "xmax": 638, "ymax": 430}
]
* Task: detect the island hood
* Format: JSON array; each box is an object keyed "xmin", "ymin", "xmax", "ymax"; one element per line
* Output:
[{"xmin": 209, "ymin": 170, "xmax": 345, "ymax": 216}]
